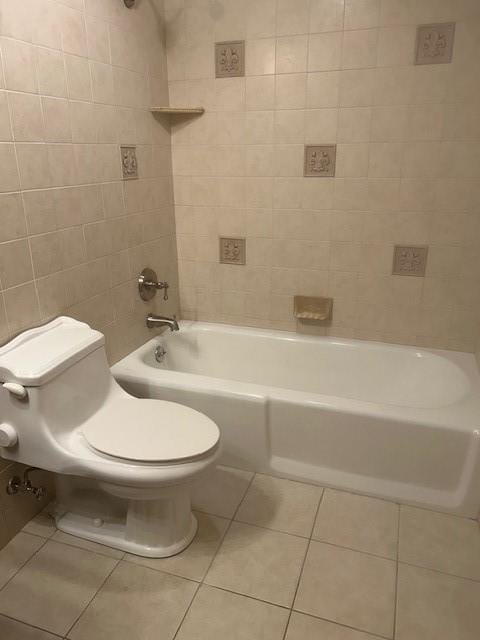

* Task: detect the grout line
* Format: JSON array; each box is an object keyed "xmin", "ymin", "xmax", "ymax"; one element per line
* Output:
[
  {"xmin": 307, "ymin": 536, "xmax": 397, "ymax": 562},
  {"xmin": 0, "ymin": 534, "xmax": 49, "ymax": 595},
  {"xmin": 281, "ymin": 487, "xmax": 326, "ymax": 640},
  {"xmin": 289, "ymin": 609, "xmax": 393, "ymax": 640},
  {"xmin": 392, "ymin": 503, "xmax": 401, "ymax": 640},
  {"xmin": 396, "ymin": 559, "xmax": 480, "ymax": 584},
  {"xmin": 3, "ymin": 468, "xmax": 480, "ymax": 638},
  {"xmin": 172, "ymin": 472, "xmax": 256, "ymax": 640},
  {"xmin": 63, "ymin": 555, "xmax": 122, "ymax": 639},
  {"xmin": 0, "ymin": 612, "xmax": 64, "ymax": 638}
]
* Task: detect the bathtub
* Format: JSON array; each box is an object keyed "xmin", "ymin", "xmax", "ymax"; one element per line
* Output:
[{"xmin": 112, "ymin": 321, "xmax": 480, "ymax": 518}]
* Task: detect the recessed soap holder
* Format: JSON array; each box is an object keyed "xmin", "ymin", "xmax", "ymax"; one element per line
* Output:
[{"xmin": 294, "ymin": 296, "xmax": 333, "ymax": 322}]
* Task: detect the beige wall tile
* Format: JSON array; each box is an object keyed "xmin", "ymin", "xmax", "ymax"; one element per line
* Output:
[
  {"xmin": 342, "ymin": 29, "xmax": 378, "ymax": 70},
  {"xmin": 3, "ymin": 281, "xmax": 40, "ymax": 333},
  {"xmin": 0, "ymin": 193, "xmax": 26, "ymax": 242},
  {"xmin": 276, "ymin": 35, "xmax": 308, "ymax": 74},
  {"xmin": 31, "ymin": 0, "xmax": 63, "ymax": 50},
  {"xmin": 0, "ymin": 239, "xmax": 33, "ymax": 288},
  {"xmin": 0, "ymin": 144, "xmax": 20, "ymax": 192},
  {"xmin": 277, "ymin": 0, "xmax": 310, "ymax": 36},
  {"xmin": 309, "ymin": 0, "xmax": 345, "ymax": 33},
  {"xmin": 275, "ymin": 74, "xmax": 307, "ymax": 110},
  {"xmin": 246, "ymin": 38, "xmax": 276, "ymax": 76},
  {"xmin": 42, "ymin": 97, "xmax": 72, "ymax": 143},
  {"xmin": 308, "ymin": 32, "xmax": 343, "ymax": 72},
  {"xmin": 0, "ymin": 92, "xmax": 12, "ymax": 141},
  {"xmin": 60, "ymin": 5, "xmax": 87, "ymax": 57},
  {"xmin": 8, "ymin": 93, "xmax": 45, "ymax": 142},
  {"xmin": 86, "ymin": 16, "xmax": 111, "ymax": 63},
  {"xmin": 345, "ymin": 0, "xmax": 380, "ymax": 30},
  {"xmin": 65, "ymin": 54, "xmax": 92, "ymax": 101},
  {"xmin": 1, "ymin": 39, "xmax": 37, "ymax": 93},
  {"xmin": 36, "ymin": 48, "xmax": 67, "ymax": 98}
]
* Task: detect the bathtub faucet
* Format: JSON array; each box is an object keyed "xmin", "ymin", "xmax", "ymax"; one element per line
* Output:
[{"xmin": 146, "ymin": 314, "xmax": 179, "ymax": 331}]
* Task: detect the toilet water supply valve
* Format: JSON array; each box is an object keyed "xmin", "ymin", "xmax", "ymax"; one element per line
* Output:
[{"xmin": 6, "ymin": 467, "xmax": 47, "ymax": 501}]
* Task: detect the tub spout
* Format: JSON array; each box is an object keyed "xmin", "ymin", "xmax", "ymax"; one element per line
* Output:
[{"xmin": 146, "ymin": 314, "xmax": 179, "ymax": 331}]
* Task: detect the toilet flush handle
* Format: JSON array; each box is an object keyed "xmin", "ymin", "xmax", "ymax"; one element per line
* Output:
[
  {"xmin": 2, "ymin": 382, "xmax": 28, "ymax": 399},
  {"xmin": 0, "ymin": 423, "xmax": 18, "ymax": 447}
]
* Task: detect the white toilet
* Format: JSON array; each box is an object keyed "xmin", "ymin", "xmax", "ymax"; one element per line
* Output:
[{"xmin": 0, "ymin": 317, "xmax": 220, "ymax": 557}]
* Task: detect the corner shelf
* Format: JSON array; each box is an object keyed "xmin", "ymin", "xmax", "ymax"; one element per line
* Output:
[{"xmin": 151, "ymin": 107, "xmax": 205, "ymax": 115}]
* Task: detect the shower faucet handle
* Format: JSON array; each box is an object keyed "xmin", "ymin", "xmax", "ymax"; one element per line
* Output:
[{"xmin": 138, "ymin": 268, "xmax": 169, "ymax": 301}]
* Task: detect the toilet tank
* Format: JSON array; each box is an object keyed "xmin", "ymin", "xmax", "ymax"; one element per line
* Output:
[{"xmin": 0, "ymin": 317, "xmax": 118, "ymax": 465}]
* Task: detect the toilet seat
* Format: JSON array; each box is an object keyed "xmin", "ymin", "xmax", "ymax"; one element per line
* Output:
[{"xmin": 82, "ymin": 398, "xmax": 220, "ymax": 463}]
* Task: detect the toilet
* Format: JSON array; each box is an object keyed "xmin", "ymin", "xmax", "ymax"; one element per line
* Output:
[{"xmin": 0, "ymin": 317, "xmax": 220, "ymax": 557}]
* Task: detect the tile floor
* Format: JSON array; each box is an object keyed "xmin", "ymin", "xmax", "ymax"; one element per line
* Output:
[{"xmin": 0, "ymin": 465, "xmax": 479, "ymax": 639}]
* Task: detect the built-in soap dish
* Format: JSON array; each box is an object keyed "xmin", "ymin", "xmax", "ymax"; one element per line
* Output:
[{"xmin": 294, "ymin": 296, "xmax": 333, "ymax": 322}]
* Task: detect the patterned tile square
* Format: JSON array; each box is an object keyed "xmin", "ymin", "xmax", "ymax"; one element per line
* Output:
[
  {"xmin": 392, "ymin": 245, "xmax": 428, "ymax": 276},
  {"xmin": 304, "ymin": 144, "xmax": 337, "ymax": 177},
  {"xmin": 235, "ymin": 474, "xmax": 322, "ymax": 537},
  {"xmin": 215, "ymin": 41, "xmax": 245, "ymax": 78},
  {"xmin": 205, "ymin": 521, "xmax": 308, "ymax": 607},
  {"xmin": 415, "ymin": 23, "xmax": 455, "ymax": 65},
  {"xmin": 295, "ymin": 541, "xmax": 396, "ymax": 637},
  {"xmin": 313, "ymin": 489, "xmax": 399, "ymax": 558}
]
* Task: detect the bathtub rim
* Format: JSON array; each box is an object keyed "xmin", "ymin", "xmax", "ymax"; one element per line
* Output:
[{"xmin": 112, "ymin": 321, "xmax": 480, "ymax": 436}]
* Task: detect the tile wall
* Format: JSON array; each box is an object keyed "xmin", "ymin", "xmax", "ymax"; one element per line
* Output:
[
  {"xmin": 167, "ymin": 0, "xmax": 480, "ymax": 351},
  {"xmin": 0, "ymin": 0, "xmax": 178, "ymax": 544}
]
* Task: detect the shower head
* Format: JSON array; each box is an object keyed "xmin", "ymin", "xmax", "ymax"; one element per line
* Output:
[{"xmin": 124, "ymin": 0, "xmax": 135, "ymax": 7}]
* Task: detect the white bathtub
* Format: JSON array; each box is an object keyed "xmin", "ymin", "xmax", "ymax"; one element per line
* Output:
[{"xmin": 112, "ymin": 321, "xmax": 480, "ymax": 518}]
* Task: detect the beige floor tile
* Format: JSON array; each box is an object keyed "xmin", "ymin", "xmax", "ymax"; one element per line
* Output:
[
  {"xmin": 191, "ymin": 465, "xmax": 254, "ymax": 518},
  {"xmin": 235, "ymin": 474, "xmax": 322, "ymax": 537},
  {"xmin": 22, "ymin": 509, "xmax": 56, "ymax": 539},
  {"xmin": 69, "ymin": 561, "xmax": 198, "ymax": 640},
  {"xmin": 205, "ymin": 521, "xmax": 308, "ymax": 607},
  {"xmin": 399, "ymin": 506, "xmax": 480, "ymax": 580},
  {"xmin": 396, "ymin": 563, "xmax": 480, "ymax": 640},
  {"xmin": 0, "ymin": 513, "xmax": 8, "ymax": 550},
  {"xmin": 0, "ymin": 532, "xmax": 44, "ymax": 589},
  {"xmin": 51, "ymin": 530, "xmax": 124, "ymax": 559},
  {"xmin": 0, "ymin": 540, "xmax": 117, "ymax": 636},
  {"xmin": 125, "ymin": 511, "xmax": 229, "ymax": 581},
  {"xmin": 176, "ymin": 584, "xmax": 289, "ymax": 640},
  {"xmin": 0, "ymin": 615, "xmax": 60, "ymax": 639},
  {"xmin": 285, "ymin": 611, "xmax": 380, "ymax": 640},
  {"xmin": 294, "ymin": 541, "xmax": 396, "ymax": 638},
  {"xmin": 313, "ymin": 489, "xmax": 399, "ymax": 558}
]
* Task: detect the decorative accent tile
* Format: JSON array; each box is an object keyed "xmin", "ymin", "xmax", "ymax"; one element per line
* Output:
[
  {"xmin": 215, "ymin": 41, "xmax": 245, "ymax": 78},
  {"xmin": 120, "ymin": 146, "xmax": 138, "ymax": 180},
  {"xmin": 304, "ymin": 145, "xmax": 336, "ymax": 177},
  {"xmin": 219, "ymin": 237, "xmax": 246, "ymax": 265},
  {"xmin": 415, "ymin": 23, "xmax": 455, "ymax": 65},
  {"xmin": 392, "ymin": 245, "xmax": 428, "ymax": 277}
]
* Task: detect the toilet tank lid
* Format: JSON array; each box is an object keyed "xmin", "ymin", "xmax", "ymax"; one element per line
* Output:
[{"xmin": 0, "ymin": 317, "xmax": 105, "ymax": 386}]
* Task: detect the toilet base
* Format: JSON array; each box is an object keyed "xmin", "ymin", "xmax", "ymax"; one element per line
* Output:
[
  {"xmin": 55, "ymin": 510, "xmax": 198, "ymax": 558},
  {"xmin": 54, "ymin": 474, "xmax": 201, "ymax": 558}
]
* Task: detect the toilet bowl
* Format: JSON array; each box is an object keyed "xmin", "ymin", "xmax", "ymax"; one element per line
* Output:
[{"xmin": 0, "ymin": 317, "xmax": 220, "ymax": 557}]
